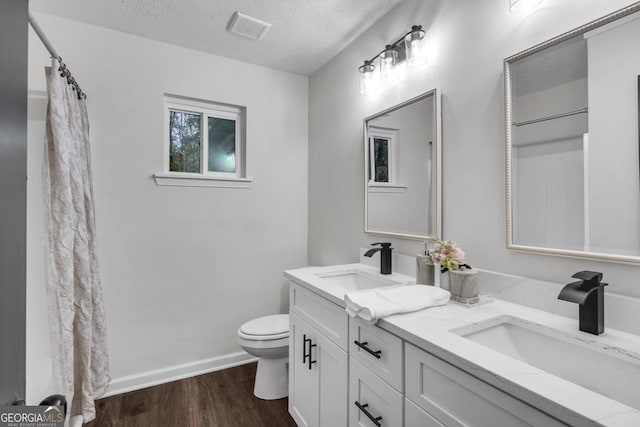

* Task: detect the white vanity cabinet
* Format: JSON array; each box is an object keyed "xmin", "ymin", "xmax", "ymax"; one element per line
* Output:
[
  {"xmin": 405, "ymin": 343, "xmax": 566, "ymax": 427},
  {"xmin": 286, "ymin": 264, "xmax": 640, "ymax": 427},
  {"xmin": 288, "ymin": 283, "xmax": 348, "ymax": 427}
]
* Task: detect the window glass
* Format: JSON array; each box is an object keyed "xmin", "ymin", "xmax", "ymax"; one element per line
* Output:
[
  {"xmin": 373, "ymin": 137, "xmax": 390, "ymax": 182},
  {"xmin": 169, "ymin": 111, "xmax": 201, "ymax": 173},
  {"xmin": 208, "ymin": 117, "xmax": 236, "ymax": 173}
]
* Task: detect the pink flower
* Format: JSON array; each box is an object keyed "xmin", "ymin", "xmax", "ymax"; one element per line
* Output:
[{"xmin": 425, "ymin": 239, "xmax": 469, "ymax": 272}]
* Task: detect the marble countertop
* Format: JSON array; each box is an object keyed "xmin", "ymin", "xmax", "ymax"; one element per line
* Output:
[
  {"xmin": 285, "ymin": 263, "xmax": 640, "ymax": 427},
  {"xmin": 284, "ymin": 263, "xmax": 416, "ymax": 306}
]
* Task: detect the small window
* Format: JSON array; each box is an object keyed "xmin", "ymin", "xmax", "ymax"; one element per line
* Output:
[
  {"xmin": 367, "ymin": 127, "xmax": 406, "ymax": 193},
  {"xmin": 368, "ymin": 127, "xmax": 396, "ymax": 184},
  {"xmin": 155, "ymin": 95, "xmax": 251, "ymax": 188}
]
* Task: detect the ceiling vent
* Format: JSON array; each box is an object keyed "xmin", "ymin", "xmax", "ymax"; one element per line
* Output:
[{"xmin": 227, "ymin": 12, "xmax": 272, "ymax": 41}]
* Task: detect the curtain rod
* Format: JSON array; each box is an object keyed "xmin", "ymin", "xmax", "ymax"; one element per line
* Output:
[
  {"xmin": 512, "ymin": 108, "xmax": 588, "ymax": 127},
  {"xmin": 28, "ymin": 12, "xmax": 86, "ymax": 99}
]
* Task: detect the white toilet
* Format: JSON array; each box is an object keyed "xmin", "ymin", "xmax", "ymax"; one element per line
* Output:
[{"xmin": 237, "ymin": 314, "xmax": 290, "ymax": 400}]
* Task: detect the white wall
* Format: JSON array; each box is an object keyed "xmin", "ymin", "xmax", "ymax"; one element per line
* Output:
[
  {"xmin": 512, "ymin": 78, "xmax": 588, "ymax": 251},
  {"xmin": 27, "ymin": 13, "xmax": 308, "ymax": 398},
  {"xmin": 308, "ymin": 0, "xmax": 640, "ymax": 298},
  {"xmin": 513, "ymin": 136, "xmax": 585, "ymax": 250}
]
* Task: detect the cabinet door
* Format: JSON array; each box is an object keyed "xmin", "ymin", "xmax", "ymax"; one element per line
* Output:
[
  {"xmin": 289, "ymin": 313, "xmax": 347, "ymax": 427},
  {"xmin": 290, "ymin": 314, "xmax": 319, "ymax": 427},
  {"xmin": 315, "ymin": 326, "xmax": 348, "ymax": 427}
]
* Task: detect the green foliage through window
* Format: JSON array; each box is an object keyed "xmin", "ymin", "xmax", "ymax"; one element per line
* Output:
[
  {"xmin": 373, "ymin": 137, "xmax": 390, "ymax": 182},
  {"xmin": 169, "ymin": 111, "xmax": 202, "ymax": 173}
]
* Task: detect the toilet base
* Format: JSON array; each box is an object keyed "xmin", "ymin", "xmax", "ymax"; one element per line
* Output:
[{"xmin": 253, "ymin": 357, "xmax": 288, "ymax": 400}]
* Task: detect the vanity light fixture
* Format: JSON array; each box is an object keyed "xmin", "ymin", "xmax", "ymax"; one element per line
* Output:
[
  {"xmin": 509, "ymin": 0, "xmax": 542, "ymax": 13},
  {"xmin": 358, "ymin": 24, "xmax": 427, "ymax": 94}
]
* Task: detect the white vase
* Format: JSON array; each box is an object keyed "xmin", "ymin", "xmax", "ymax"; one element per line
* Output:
[{"xmin": 447, "ymin": 269, "xmax": 479, "ymax": 303}]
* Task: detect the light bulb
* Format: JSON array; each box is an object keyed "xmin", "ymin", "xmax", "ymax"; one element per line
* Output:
[
  {"xmin": 405, "ymin": 25, "xmax": 427, "ymax": 67},
  {"xmin": 358, "ymin": 60, "xmax": 378, "ymax": 94},
  {"xmin": 379, "ymin": 45, "xmax": 398, "ymax": 82}
]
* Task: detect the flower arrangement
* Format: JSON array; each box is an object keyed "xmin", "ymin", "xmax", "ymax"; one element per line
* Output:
[{"xmin": 428, "ymin": 240, "xmax": 471, "ymax": 273}]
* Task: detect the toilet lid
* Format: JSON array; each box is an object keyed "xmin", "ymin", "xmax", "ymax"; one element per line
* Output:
[{"xmin": 239, "ymin": 314, "xmax": 289, "ymax": 338}]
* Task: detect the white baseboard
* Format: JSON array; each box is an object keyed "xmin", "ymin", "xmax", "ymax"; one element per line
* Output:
[{"xmin": 102, "ymin": 351, "xmax": 257, "ymax": 398}]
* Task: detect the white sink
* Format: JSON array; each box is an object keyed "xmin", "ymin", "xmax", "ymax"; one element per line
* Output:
[
  {"xmin": 452, "ymin": 315, "xmax": 640, "ymax": 410},
  {"xmin": 314, "ymin": 269, "xmax": 402, "ymax": 292}
]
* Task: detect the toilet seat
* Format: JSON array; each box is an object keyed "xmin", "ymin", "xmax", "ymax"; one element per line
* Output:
[
  {"xmin": 238, "ymin": 335, "xmax": 289, "ymax": 349},
  {"xmin": 238, "ymin": 314, "xmax": 289, "ymax": 341}
]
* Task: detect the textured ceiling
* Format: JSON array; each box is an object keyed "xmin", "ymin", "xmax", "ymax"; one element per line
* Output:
[{"xmin": 29, "ymin": 0, "xmax": 404, "ymax": 76}]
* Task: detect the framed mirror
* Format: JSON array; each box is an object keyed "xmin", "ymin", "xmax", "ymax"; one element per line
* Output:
[
  {"xmin": 364, "ymin": 89, "xmax": 442, "ymax": 240},
  {"xmin": 505, "ymin": 3, "xmax": 640, "ymax": 263}
]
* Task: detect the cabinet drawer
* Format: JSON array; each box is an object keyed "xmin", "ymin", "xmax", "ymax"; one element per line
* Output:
[
  {"xmin": 289, "ymin": 282, "xmax": 349, "ymax": 350},
  {"xmin": 349, "ymin": 357, "xmax": 403, "ymax": 427},
  {"xmin": 405, "ymin": 398, "xmax": 444, "ymax": 427},
  {"xmin": 349, "ymin": 317, "xmax": 403, "ymax": 392},
  {"xmin": 405, "ymin": 343, "xmax": 566, "ymax": 427}
]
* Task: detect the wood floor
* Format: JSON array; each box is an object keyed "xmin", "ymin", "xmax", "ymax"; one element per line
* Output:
[{"xmin": 85, "ymin": 362, "xmax": 297, "ymax": 427}]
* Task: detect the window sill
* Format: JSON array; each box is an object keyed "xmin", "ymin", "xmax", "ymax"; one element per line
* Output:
[
  {"xmin": 368, "ymin": 183, "xmax": 407, "ymax": 193},
  {"xmin": 154, "ymin": 173, "xmax": 253, "ymax": 189}
]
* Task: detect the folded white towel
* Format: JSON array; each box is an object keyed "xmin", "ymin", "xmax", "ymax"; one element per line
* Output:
[{"xmin": 344, "ymin": 285, "xmax": 450, "ymax": 324}]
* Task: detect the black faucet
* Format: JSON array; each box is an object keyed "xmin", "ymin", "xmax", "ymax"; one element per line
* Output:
[
  {"xmin": 364, "ymin": 242, "xmax": 393, "ymax": 275},
  {"xmin": 557, "ymin": 271, "xmax": 608, "ymax": 335}
]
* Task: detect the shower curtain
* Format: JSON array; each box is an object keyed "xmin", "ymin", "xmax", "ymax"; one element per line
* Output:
[{"xmin": 42, "ymin": 59, "xmax": 110, "ymax": 423}]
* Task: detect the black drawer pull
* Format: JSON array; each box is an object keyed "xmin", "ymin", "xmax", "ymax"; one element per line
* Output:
[
  {"xmin": 303, "ymin": 334, "xmax": 311, "ymax": 364},
  {"xmin": 307, "ymin": 341, "xmax": 317, "ymax": 370},
  {"xmin": 354, "ymin": 340, "xmax": 382, "ymax": 359},
  {"xmin": 303, "ymin": 334, "xmax": 317, "ymax": 370},
  {"xmin": 355, "ymin": 401, "xmax": 382, "ymax": 427}
]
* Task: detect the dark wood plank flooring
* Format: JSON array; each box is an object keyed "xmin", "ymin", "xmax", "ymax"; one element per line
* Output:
[{"xmin": 86, "ymin": 362, "xmax": 297, "ymax": 427}]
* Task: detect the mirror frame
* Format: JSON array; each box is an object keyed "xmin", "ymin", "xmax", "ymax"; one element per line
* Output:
[
  {"xmin": 504, "ymin": 2, "xmax": 640, "ymax": 263},
  {"xmin": 364, "ymin": 89, "xmax": 442, "ymax": 241}
]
